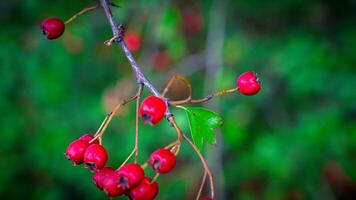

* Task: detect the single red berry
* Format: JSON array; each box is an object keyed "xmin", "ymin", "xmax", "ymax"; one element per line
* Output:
[
  {"xmin": 183, "ymin": 11, "xmax": 204, "ymax": 34},
  {"xmin": 103, "ymin": 172, "xmax": 125, "ymax": 197},
  {"xmin": 93, "ymin": 166, "xmax": 115, "ymax": 190},
  {"xmin": 139, "ymin": 96, "xmax": 167, "ymax": 125},
  {"xmin": 79, "ymin": 134, "xmax": 99, "ymax": 144},
  {"xmin": 124, "ymin": 32, "xmax": 141, "ymax": 52},
  {"xmin": 152, "ymin": 50, "xmax": 171, "ymax": 71},
  {"xmin": 41, "ymin": 18, "xmax": 65, "ymax": 40},
  {"xmin": 117, "ymin": 163, "xmax": 145, "ymax": 190},
  {"xmin": 129, "ymin": 177, "xmax": 159, "ymax": 200},
  {"xmin": 84, "ymin": 144, "xmax": 108, "ymax": 171},
  {"xmin": 65, "ymin": 139, "xmax": 89, "ymax": 165},
  {"xmin": 236, "ymin": 71, "xmax": 261, "ymax": 96},
  {"xmin": 201, "ymin": 197, "xmax": 213, "ymax": 200},
  {"xmin": 149, "ymin": 148, "xmax": 176, "ymax": 174}
]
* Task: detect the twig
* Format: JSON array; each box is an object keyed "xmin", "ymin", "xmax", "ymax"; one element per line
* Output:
[
  {"xmin": 65, "ymin": 4, "xmax": 100, "ymax": 24},
  {"xmin": 90, "ymin": 84, "xmax": 143, "ymax": 143},
  {"xmin": 183, "ymin": 134, "xmax": 214, "ymax": 199},
  {"xmin": 170, "ymin": 87, "xmax": 238, "ymax": 105},
  {"xmin": 196, "ymin": 171, "xmax": 207, "ymax": 200},
  {"xmin": 161, "ymin": 75, "xmax": 192, "ymax": 100}
]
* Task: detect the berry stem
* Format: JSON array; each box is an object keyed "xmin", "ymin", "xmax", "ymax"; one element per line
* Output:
[
  {"xmin": 170, "ymin": 87, "xmax": 238, "ymax": 105},
  {"xmin": 134, "ymin": 84, "xmax": 144, "ymax": 163},
  {"xmin": 90, "ymin": 85, "xmax": 143, "ymax": 143},
  {"xmin": 196, "ymin": 171, "xmax": 207, "ymax": 200},
  {"xmin": 183, "ymin": 134, "xmax": 214, "ymax": 199},
  {"xmin": 161, "ymin": 75, "xmax": 192, "ymax": 101},
  {"xmin": 65, "ymin": 4, "xmax": 100, "ymax": 25},
  {"xmin": 151, "ymin": 173, "xmax": 160, "ymax": 183}
]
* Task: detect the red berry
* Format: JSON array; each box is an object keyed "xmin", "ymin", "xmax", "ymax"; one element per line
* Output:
[
  {"xmin": 79, "ymin": 134, "xmax": 99, "ymax": 144},
  {"xmin": 129, "ymin": 177, "xmax": 159, "ymax": 200},
  {"xmin": 41, "ymin": 18, "xmax": 65, "ymax": 40},
  {"xmin": 183, "ymin": 11, "xmax": 203, "ymax": 34},
  {"xmin": 65, "ymin": 139, "xmax": 89, "ymax": 165},
  {"xmin": 139, "ymin": 96, "xmax": 167, "ymax": 125},
  {"xmin": 201, "ymin": 197, "xmax": 213, "ymax": 200},
  {"xmin": 152, "ymin": 51, "xmax": 171, "ymax": 71},
  {"xmin": 236, "ymin": 71, "xmax": 261, "ymax": 96},
  {"xmin": 103, "ymin": 172, "xmax": 125, "ymax": 197},
  {"xmin": 125, "ymin": 32, "xmax": 141, "ymax": 52},
  {"xmin": 93, "ymin": 166, "xmax": 115, "ymax": 190},
  {"xmin": 117, "ymin": 163, "xmax": 145, "ymax": 190},
  {"xmin": 84, "ymin": 144, "xmax": 108, "ymax": 171},
  {"xmin": 149, "ymin": 148, "xmax": 176, "ymax": 174}
]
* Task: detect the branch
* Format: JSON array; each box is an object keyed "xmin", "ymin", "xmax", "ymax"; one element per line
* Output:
[{"xmin": 99, "ymin": 0, "xmax": 173, "ymax": 117}]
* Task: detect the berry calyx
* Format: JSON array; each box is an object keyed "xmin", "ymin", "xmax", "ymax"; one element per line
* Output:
[
  {"xmin": 149, "ymin": 148, "xmax": 176, "ymax": 174},
  {"xmin": 84, "ymin": 144, "xmax": 108, "ymax": 171},
  {"xmin": 124, "ymin": 32, "xmax": 141, "ymax": 52},
  {"xmin": 41, "ymin": 18, "xmax": 65, "ymax": 40},
  {"xmin": 139, "ymin": 96, "xmax": 167, "ymax": 125},
  {"xmin": 79, "ymin": 134, "xmax": 99, "ymax": 144},
  {"xmin": 65, "ymin": 139, "xmax": 89, "ymax": 165},
  {"xmin": 117, "ymin": 163, "xmax": 145, "ymax": 190},
  {"xmin": 129, "ymin": 177, "xmax": 159, "ymax": 200},
  {"xmin": 103, "ymin": 172, "xmax": 125, "ymax": 197},
  {"xmin": 93, "ymin": 166, "xmax": 115, "ymax": 190},
  {"xmin": 236, "ymin": 71, "xmax": 261, "ymax": 96}
]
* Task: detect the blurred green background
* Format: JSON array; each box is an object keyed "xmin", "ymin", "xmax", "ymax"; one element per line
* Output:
[{"xmin": 0, "ymin": 0, "xmax": 355, "ymax": 199}]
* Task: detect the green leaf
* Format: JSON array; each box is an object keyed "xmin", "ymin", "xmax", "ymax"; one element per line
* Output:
[{"xmin": 178, "ymin": 106, "xmax": 223, "ymax": 150}]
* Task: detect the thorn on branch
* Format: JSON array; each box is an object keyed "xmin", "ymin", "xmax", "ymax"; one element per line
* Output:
[{"xmin": 104, "ymin": 24, "xmax": 126, "ymax": 46}]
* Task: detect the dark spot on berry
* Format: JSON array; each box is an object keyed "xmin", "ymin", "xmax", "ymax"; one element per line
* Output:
[
  {"xmin": 86, "ymin": 162, "xmax": 97, "ymax": 171},
  {"xmin": 153, "ymin": 159, "xmax": 161, "ymax": 171},
  {"xmin": 118, "ymin": 176, "xmax": 129, "ymax": 190},
  {"xmin": 142, "ymin": 113, "xmax": 153, "ymax": 125}
]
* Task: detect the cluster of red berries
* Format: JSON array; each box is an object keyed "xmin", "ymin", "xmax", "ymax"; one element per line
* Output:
[
  {"xmin": 65, "ymin": 133, "xmax": 176, "ymax": 199},
  {"xmin": 64, "ymin": 96, "xmax": 175, "ymax": 199}
]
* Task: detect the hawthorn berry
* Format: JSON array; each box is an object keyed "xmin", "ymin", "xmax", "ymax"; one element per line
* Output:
[
  {"xmin": 41, "ymin": 18, "xmax": 65, "ymax": 40},
  {"xmin": 103, "ymin": 172, "xmax": 125, "ymax": 197},
  {"xmin": 84, "ymin": 143, "xmax": 108, "ymax": 171},
  {"xmin": 149, "ymin": 148, "xmax": 176, "ymax": 174},
  {"xmin": 124, "ymin": 32, "xmax": 141, "ymax": 52},
  {"xmin": 129, "ymin": 177, "xmax": 159, "ymax": 200},
  {"xmin": 236, "ymin": 71, "xmax": 261, "ymax": 96},
  {"xmin": 93, "ymin": 166, "xmax": 115, "ymax": 190},
  {"xmin": 139, "ymin": 96, "xmax": 167, "ymax": 125},
  {"xmin": 117, "ymin": 163, "xmax": 145, "ymax": 190},
  {"xmin": 79, "ymin": 134, "xmax": 99, "ymax": 144},
  {"xmin": 65, "ymin": 139, "xmax": 89, "ymax": 165}
]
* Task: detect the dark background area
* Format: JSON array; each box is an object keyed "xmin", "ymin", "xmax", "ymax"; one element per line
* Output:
[{"xmin": 0, "ymin": 0, "xmax": 355, "ymax": 199}]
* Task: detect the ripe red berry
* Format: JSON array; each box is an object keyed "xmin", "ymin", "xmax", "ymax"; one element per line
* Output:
[
  {"xmin": 125, "ymin": 32, "xmax": 141, "ymax": 52},
  {"xmin": 93, "ymin": 166, "xmax": 115, "ymax": 190},
  {"xmin": 149, "ymin": 148, "xmax": 176, "ymax": 174},
  {"xmin": 129, "ymin": 177, "xmax": 159, "ymax": 200},
  {"xmin": 117, "ymin": 163, "xmax": 145, "ymax": 190},
  {"xmin": 65, "ymin": 139, "xmax": 89, "ymax": 165},
  {"xmin": 139, "ymin": 96, "xmax": 167, "ymax": 125},
  {"xmin": 201, "ymin": 197, "xmax": 213, "ymax": 200},
  {"xmin": 79, "ymin": 134, "xmax": 99, "ymax": 144},
  {"xmin": 84, "ymin": 144, "xmax": 108, "ymax": 171},
  {"xmin": 236, "ymin": 71, "xmax": 261, "ymax": 96},
  {"xmin": 41, "ymin": 18, "xmax": 65, "ymax": 40},
  {"xmin": 103, "ymin": 172, "xmax": 125, "ymax": 197}
]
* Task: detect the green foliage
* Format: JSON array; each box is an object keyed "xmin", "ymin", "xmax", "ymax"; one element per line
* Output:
[{"xmin": 178, "ymin": 106, "xmax": 223, "ymax": 150}]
